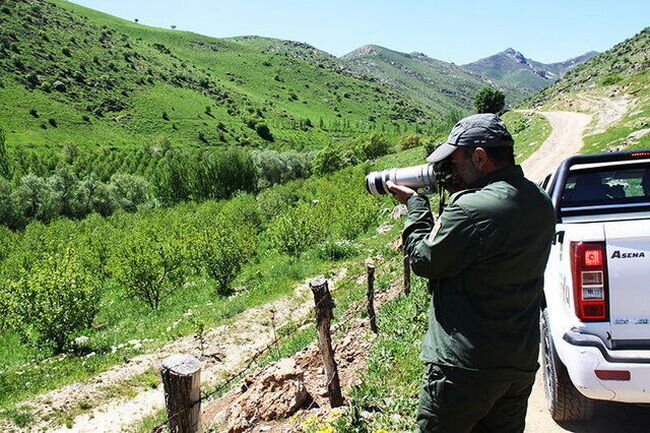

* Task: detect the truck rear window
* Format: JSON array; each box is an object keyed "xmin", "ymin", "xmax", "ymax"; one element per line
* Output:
[{"xmin": 561, "ymin": 163, "xmax": 650, "ymax": 207}]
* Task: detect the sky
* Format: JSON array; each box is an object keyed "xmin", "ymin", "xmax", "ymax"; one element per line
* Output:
[{"xmin": 68, "ymin": 0, "xmax": 649, "ymax": 65}]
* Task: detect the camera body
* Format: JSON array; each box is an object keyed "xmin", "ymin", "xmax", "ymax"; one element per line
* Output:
[{"xmin": 365, "ymin": 161, "xmax": 456, "ymax": 196}]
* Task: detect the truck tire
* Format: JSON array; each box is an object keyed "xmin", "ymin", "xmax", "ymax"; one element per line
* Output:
[{"xmin": 541, "ymin": 309, "xmax": 594, "ymax": 421}]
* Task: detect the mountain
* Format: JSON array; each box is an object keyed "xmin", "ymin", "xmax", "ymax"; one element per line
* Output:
[
  {"xmin": 340, "ymin": 44, "xmax": 530, "ymax": 115},
  {"xmin": 463, "ymin": 48, "xmax": 598, "ymax": 92},
  {"xmin": 0, "ymin": 0, "xmax": 430, "ymax": 152},
  {"xmin": 530, "ymin": 27, "xmax": 649, "ymax": 153}
]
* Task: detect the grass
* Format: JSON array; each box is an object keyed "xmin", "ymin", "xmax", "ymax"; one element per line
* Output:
[
  {"xmin": 0, "ymin": 142, "xmax": 428, "ymax": 428},
  {"xmin": 0, "ymin": 0, "xmax": 431, "ymax": 155},
  {"xmin": 131, "ymin": 224, "xmax": 409, "ymax": 433},
  {"xmin": 582, "ymin": 70, "xmax": 650, "ymax": 153},
  {"xmin": 335, "ymin": 276, "xmax": 429, "ymax": 432},
  {"xmin": 502, "ymin": 111, "xmax": 552, "ymax": 163}
]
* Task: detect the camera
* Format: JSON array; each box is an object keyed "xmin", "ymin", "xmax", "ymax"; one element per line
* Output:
[{"xmin": 364, "ymin": 161, "xmax": 457, "ymax": 196}]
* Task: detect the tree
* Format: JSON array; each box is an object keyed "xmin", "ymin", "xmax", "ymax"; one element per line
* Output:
[
  {"xmin": 473, "ymin": 87, "xmax": 505, "ymax": 114},
  {"xmin": 170, "ymin": 25, "xmax": 176, "ymax": 30},
  {"xmin": 108, "ymin": 173, "xmax": 156, "ymax": 212},
  {"xmin": 12, "ymin": 249, "xmax": 101, "ymax": 352},
  {"xmin": 134, "ymin": 18, "xmax": 139, "ymax": 23},
  {"xmin": 0, "ymin": 125, "xmax": 9, "ymax": 178},
  {"xmin": 110, "ymin": 226, "xmax": 187, "ymax": 309},
  {"xmin": 190, "ymin": 223, "xmax": 257, "ymax": 295},
  {"xmin": 11, "ymin": 174, "xmax": 63, "ymax": 224}
]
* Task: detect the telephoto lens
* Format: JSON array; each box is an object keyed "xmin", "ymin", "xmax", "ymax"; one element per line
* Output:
[{"xmin": 365, "ymin": 164, "xmax": 437, "ymax": 196}]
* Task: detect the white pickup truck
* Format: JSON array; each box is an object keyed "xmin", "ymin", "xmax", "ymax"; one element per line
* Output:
[{"xmin": 540, "ymin": 149, "xmax": 650, "ymax": 421}]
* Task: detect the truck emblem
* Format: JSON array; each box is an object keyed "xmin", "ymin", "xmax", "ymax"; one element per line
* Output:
[{"xmin": 610, "ymin": 250, "xmax": 645, "ymax": 259}]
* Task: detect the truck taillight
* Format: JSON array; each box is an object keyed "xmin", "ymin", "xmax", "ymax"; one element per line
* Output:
[{"xmin": 570, "ymin": 242, "xmax": 609, "ymax": 321}]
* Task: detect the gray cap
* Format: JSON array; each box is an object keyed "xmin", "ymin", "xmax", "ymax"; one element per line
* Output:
[{"xmin": 426, "ymin": 113, "xmax": 514, "ymax": 163}]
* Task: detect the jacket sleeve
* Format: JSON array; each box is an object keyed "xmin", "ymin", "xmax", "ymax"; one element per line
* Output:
[{"xmin": 402, "ymin": 194, "xmax": 481, "ymax": 280}]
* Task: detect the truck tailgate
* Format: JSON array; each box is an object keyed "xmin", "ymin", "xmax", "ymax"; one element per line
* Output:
[{"xmin": 605, "ymin": 220, "xmax": 650, "ymax": 341}]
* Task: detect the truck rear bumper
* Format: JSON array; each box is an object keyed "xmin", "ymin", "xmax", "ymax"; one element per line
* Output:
[{"xmin": 561, "ymin": 331, "xmax": 650, "ymax": 403}]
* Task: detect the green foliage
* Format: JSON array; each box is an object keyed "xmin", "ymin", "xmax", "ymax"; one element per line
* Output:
[
  {"xmin": 110, "ymin": 225, "xmax": 188, "ymax": 309},
  {"xmin": 502, "ymin": 111, "xmax": 552, "ymax": 163},
  {"xmin": 255, "ymin": 123, "xmax": 273, "ymax": 141},
  {"xmin": 358, "ymin": 132, "xmax": 392, "ymax": 160},
  {"xmin": 338, "ymin": 278, "xmax": 429, "ymax": 432},
  {"xmin": 10, "ymin": 174, "xmax": 63, "ymax": 225},
  {"xmin": 473, "ymin": 87, "xmax": 505, "ymax": 114},
  {"xmin": 314, "ymin": 240, "xmax": 358, "ymax": 261},
  {"xmin": 256, "ymin": 182, "xmax": 301, "ymax": 221},
  {"xmin": 10, "ymin": 249, "xmax": 101, "ymax": 352},
  {"xmin": 398, "ymin": 133, "xmax": 423, "ymax": 150},
  {"xmin": 190, "ymin": 222, "xmax": 257, "ymax": 295},
  {"xmin": 107, "ymin": 173, "xmax": 156, "ymax": 212},
  {"xmin": 0, "ymin": 0, "xmax": 429, "ymax": 156},
  {"xmin": 600, "ymin": 73, "xmax": 622, "ymax": 85},
  {"xmin": 0, "ymin": 126, "xmax": 9, "ymax": 178},
  {"xmin": 313, "ymin": 145, "xmax": 348, "ymax": 175},
  {"xmin": 251, "ymin": 150, "xmax": 312, "ymax": 189},
  {"xmin": 266, "ymin": 203, "xmax": 328, "ymax": 257}
]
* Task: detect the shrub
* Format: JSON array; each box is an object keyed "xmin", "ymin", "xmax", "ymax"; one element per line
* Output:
[
  {"xmin": 257, "ymin": 183, "xmax": 300, "ymax": 221},
  {"xmin": 29, "ymin": 108, "xmax": 39, "ymax": 118},
  {"xmin": 52, "ymin": 80, "xmax": 66, "ymax": 92},
  {"xmin": 0, "ymin": 177, "xmax": 14, "ymax": 227},
  {"xmin": 108, "ymin": 173, "xmax": 156, "ymax": 212},
  {"xmin": 600, "ymin": 74, "xmax": 621, "ymax": 86},
  {"xmin": 255, "ymin": 123, "xmax": 273, "ymax": 141},
  {"xmin": 267, "ymin": 204, "xmax": 328, "ymax": 257},
  {"xmin": 473, "ymin": 87, "xmax": 505, "ymax": 114},
  {"xmin": 190, "ymin": 222, "xmax": 257, "ymax": 295},
  {"xmin": 110, "ymin": 226, "xmax": 187, "ymax": 309},
  {"xmin": 398, "ymin": 133, "xmax": 423, "ymax": 150},
  {"xmin": 251, "ymin": 150, "xmax": 312, "ymax": 189},
  {"xmin": 0, "ymin": 277, "xmax": 17, "ymax": 331},
  {"xmin": 359, "ymin": 132, "xmax": 392, "ymax": 160},
  {"xmin": 11, "ymin": 249, "xmax": 101, "ymax": 352},
  {"xmin": 314, "ymin": 240, "xmax": 359, "ymax": 261},
  {"xmin": 11, "ymin": 174, "xmax": 63, "ymax": 224},
  {"xmin": 0, "ymin": 125, "xmax": 9, "ymax": 178},
  {"xmin": 48, "ymin": 118, "xmax": 57, "ymax": 127},
  {"xmin": 313, "ymin": 145, "xmax": 347, "ymax": 175}
]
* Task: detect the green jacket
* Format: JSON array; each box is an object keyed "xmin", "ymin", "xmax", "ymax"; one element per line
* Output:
[{"xmin": 403, "ymin": 165, "xmax": 555, "ymax": 373}]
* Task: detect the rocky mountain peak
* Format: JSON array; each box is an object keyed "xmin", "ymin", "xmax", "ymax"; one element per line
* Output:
[
  {"xmin": 504, "ymin": 48, "xmax": 528, "ymax": 65},
  {"xmin": 342, "ymin": 44, "xmax": 380, "ymax": 58}
]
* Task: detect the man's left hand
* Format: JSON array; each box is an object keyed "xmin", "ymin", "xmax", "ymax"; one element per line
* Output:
[{"xmin": 386, "ymin": 181, "xmax": 416, "ymax": 204}]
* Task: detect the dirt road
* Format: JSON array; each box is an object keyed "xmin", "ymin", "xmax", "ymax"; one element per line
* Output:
[
  {"xmin": 520, "ymin": 111, "xmax": 592, "ymax": 182},
  {"xmin": 522, "ymin": 110, "xmax": 650, "ymax": 432}
]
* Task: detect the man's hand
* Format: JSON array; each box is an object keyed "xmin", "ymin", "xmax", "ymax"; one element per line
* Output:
[{"xmin": 386, "ymin": 180, "xmax": 416, "ymax": 204}]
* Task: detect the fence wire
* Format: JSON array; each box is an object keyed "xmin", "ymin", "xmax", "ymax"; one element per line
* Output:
[{"xmin": 151, "ymin": 264, "xmax": 399, "ymax": 433}]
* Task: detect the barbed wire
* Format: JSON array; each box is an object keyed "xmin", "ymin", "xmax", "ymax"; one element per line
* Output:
[{"xmin": 150, "ymin": 262, "xmax": 400, "ymax": 432}]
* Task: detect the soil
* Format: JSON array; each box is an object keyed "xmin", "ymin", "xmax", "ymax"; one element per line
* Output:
[{"xmin": 5, "ymin": 269, "xmax": 350, "ymax": 433}]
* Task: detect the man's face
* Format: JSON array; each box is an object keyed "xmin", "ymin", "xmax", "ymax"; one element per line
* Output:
[{"xmin": 447, "ymin": 148, "xmax": 481, "ymax": 190}]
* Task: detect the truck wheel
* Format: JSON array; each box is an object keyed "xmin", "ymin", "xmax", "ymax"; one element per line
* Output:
[{"xmin": 541, "ymin": 309, "xmax": 594, "ymax": 421}]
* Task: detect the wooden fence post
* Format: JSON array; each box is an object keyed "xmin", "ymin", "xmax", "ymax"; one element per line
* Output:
[
  {"xmin": 310, "ymin": 277, "xmax": 344, "ymax": 408},
  {"xmin": 366, "ymin": 263, "xmax": 378, "ymax": 334},
  {"xmin": 160, "ymin": 354, "xmax": 202, "ymax": 433},
  {"xmin": 403, "ymin": 251, "xmax": 411, "ymax": 295}
]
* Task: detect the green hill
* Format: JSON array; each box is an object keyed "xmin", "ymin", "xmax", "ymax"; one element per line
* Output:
[
  {"xmin": 0, "ymin": 0, "xmax": 431, "ymax": 154},
  {"xmin": 341, "ymin": 44, "xmax": 530, "ymax": 114},
  {"xmin": 464, "ymin": 48, "xmax": 598, "ymax": 92},
  {"xmin": 530, "ymin": 27, "xmax": 649, "ymax": 152}
]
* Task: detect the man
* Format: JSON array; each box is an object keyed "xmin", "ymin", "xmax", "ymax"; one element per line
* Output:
[{"xmin": 386, "ymin": 113, "xmax": 555, "ymax": 433}]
